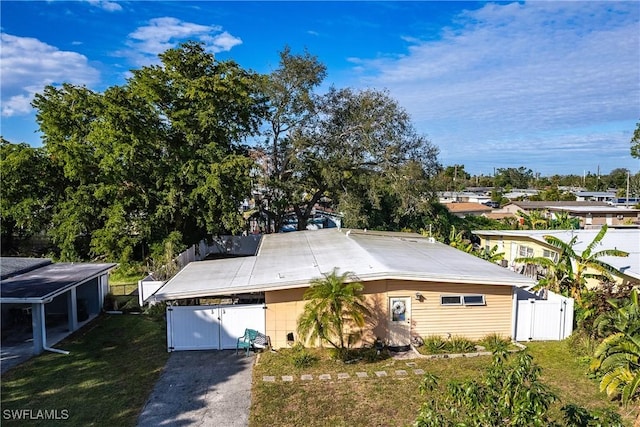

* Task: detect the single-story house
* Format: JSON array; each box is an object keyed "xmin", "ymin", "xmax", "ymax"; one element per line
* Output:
[
  {"xmin": 151, "ymin": 229, "xmax": 537, "ymax": 349},
  {"xmin": 573, "ymin": 191, "xmax": 617, "ymax": 203},
  {"xmin": 497, "ymin": 201, "xmax": 609, "ymax": 216},
  {"xmin": 545, "ymin": 206, "xmax": 640, "ymax": 228},
  {"xmin": 1, "ymin": 258, "xmax": 116, "ymax": 355},
  {"xmin": 438, "ymin": 191, "xmax": 492, "ymax": 205},
  {"xmin": 444, "ymin": 202, "xmax": 493, "ymax": 218},
  {"xmin": 472, "ymin": 229, "xmax": 640, "ymax": 287}
]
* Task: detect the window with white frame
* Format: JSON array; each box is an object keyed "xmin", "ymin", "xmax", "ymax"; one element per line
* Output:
[
  {"xmin": 441, "ymin": 295, "xmax": 485, "ymax": 306},
  {"xmin": 542, "ymin": 249, "xmax": 558, "ymax": 262},
  {"xmin": 463, "ymin": 295, "xmax": 486, "ymax": 305},
  {"xmin": 440, "ymin": 295, "xmax": 462, "ymax": 305},
  {"xmin": 518, "ymin": 245, "xmax": 534, "ymax": 257}
]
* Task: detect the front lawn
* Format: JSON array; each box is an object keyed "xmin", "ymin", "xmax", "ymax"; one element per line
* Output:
[
  {"xmin": 250, "ymin": 341, "xmax": 634, "ymax": 426},
  {"xmin": 1, "ymin": 313, "xmax": 169, "ymax": 427}
]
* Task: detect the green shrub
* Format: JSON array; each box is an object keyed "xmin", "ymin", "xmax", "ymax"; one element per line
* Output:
[
  {"xmin": 144, "ymin": 301, "xmax": 167, "ymax": 321},
  {"xmin": 565, "ymin": 328, "xmax": 598, "ymax": 357},
  {"xmin": 423, "ymin": 335, "xmax": 448, "ymax": 354},
  {"xmin": 479, "ymin": 333, "xmax": 510, "ymax": 352},
  {"xmin": 447, "ymin": 336, "xmax": 475, "ymax": 353},
  {"xmin": 290, "ymin": 344, "xmax": 318, "ymax": 368}
]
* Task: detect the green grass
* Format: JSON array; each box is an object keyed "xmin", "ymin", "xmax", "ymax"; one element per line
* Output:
[
  {"xmin": 250, "ymin": 342, "xmax": 635, "ymax": 426},
  {"xmin": 2, "ymin": 318, "xmax": 634, "ymax": 427},
  {"xmin": 1, "ymin": 314, "xmax": 169, "ymax": 427}
]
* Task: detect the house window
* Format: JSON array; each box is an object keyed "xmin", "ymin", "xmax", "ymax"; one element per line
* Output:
[
  {"xmin": 542, "ymin": 249, "xmax": 558, "ymax": 262},
  {"xmin": 441, "ymin": 295, "xmax": 462, "ymax": 305},
  {"xmin": 518, "ymin": 245, "xmax": 534, "ymax": 257},
  {"xmin": 441, "ymin": 295, "xmax": 485, "ymax": 306},
  {"xmin": 463, "ymin": 295, "xmax": 485, "ymax": 305}
]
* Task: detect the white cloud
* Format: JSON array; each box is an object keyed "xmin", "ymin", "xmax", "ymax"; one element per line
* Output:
[
  {"xmin": 85, "ymin": 0, "xmax": 122, "ymax": 12},
  {"xmin": 122, "ymin": 17, "xmax": 242, "ymax": 65},
  {"xmin": 0, "ymin": 33, "xmax": 100, "ymax": 117},
  {"xmin": 207, "ymin": 31, "xmax": 243, "ymax": 53},
  {"xmin": 349, "ymin": 1, "xmax": 640, "ymax": 173}
]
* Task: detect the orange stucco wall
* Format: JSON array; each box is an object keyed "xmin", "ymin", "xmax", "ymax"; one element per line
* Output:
[{"xmin": 265, "ymin": 279, "xmax": 514, "ymax": 348}]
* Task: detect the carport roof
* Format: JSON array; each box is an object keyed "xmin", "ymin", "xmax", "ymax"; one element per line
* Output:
[
  {"xmin": 0, "ymin": 262, "xmax": 117, "ymax": 303},
  {"xmin": 152, "ymin": 229, "xmax": 535, "ymax": 301},
  {"xmin": 1, "ymin": 257, "xmax": 53, "ymax": 280}
]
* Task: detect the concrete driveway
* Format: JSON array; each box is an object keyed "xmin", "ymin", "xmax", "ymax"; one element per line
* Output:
[{"xmin": 137, "ymin": 350, "xmax": 255, "ymax": 427}]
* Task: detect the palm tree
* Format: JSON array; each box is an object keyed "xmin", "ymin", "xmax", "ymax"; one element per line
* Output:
[
  {"xmin": 590, "ymin": 289, "xmax": 640, "ymax": 409},
  {"xmin": 516, "ymin": 225, "xmax": 629, "ymax": 304},
  {"xmin": 297, "ymin": 268, "xmax": 371, "ymax": 349}
]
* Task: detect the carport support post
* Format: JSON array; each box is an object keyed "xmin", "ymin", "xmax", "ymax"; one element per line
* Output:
[
  {"xmin": 67, "ymin": 287, "xmax": 78, "ymax": 331},
  {"xmin": 31, "ymin": 303, "xmax": 45, "ymax": 355}
]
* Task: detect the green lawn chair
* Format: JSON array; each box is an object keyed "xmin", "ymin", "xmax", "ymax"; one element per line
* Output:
[{"xmin": 236, "ymin": 328, "xmax": 259, "ymax": 356}]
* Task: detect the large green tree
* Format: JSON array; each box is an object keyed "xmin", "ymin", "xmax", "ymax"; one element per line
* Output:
[
  {"xmin": 0, "ymin": 139, "xmax": 63, "ymax": 253},
  {"xmin": 32, "ymin": 42, "xmax": 264, "ymax": 262},
  {"xmin": 257, "ymin": 47, "xmax": 327, "ymax": 232},
  {"xmin": 494, "ymin": 166, "xmax": 534, "ymax": 189},
  {"xmin": 297, "ymin": 87, "xmax": 440, "ymax": 231},
  {"xmin": 631, "ymin": 121, "xmax": 640, "ymax": 159}
]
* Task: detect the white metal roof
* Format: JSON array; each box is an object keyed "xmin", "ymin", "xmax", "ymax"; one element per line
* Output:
[
  {"xmin": 473, "ymin": 229, "xmax": 640, "ymax": 281},
  {"xmin": 151, "ymin": 229, "xmax": 535, "ymax": 301},
  {"xmin": 546, "ymin": 206, "xmax": 640, "ymax": 213}
]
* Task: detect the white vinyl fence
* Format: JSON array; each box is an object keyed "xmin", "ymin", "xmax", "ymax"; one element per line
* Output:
[
  {"xmin": 166, "ymin": 304, "xmax": 266, "ymax": 352},
  {"xmin": 515, "ymin": 290, "xmax": 574, "ymax": 341},
  {"xmin": 137, "ymin": 275, "xmax": 165, "ymax": 307}
]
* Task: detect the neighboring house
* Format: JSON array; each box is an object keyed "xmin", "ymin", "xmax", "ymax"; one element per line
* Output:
[
  {"xmin": 444, "ymin": 202, "xmax": 493, "ymax": 218},
  {"xmin": 502, "ymin": 189, "xmax": 539, "ymax": 200},
  {"xmin": 472, "ymin": 229, "xmax": 640, "ymax": 287},
  {"xmin": 545, "ymin": 206, "xmax": 640, "ymax": 228},
  {"xmin": 0, "ymin": 258, "xmax": 116, "ymax": 355},
  {"xmin": 151, "ymin": 229, "xmax": 537, "ymax": 350},
  {"xmin": 438, "ymin": 191, "xmax": 492, "ymax": 205},
  {"xmin": 573, "ymin": 191, "xmax": 617, "ymax": 203},
  {"xmin": 497, "ymin": 201, "xmax": 609, "ymax": 216}
]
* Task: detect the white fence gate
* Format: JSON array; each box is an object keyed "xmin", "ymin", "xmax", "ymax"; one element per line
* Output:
[
  {"xmin": 515, "ymin": 291, "xmax": 574, "ymax": 341},
  {"xmin": 166, "ymin": 304, "xmax": 265, "ymax": 352}
]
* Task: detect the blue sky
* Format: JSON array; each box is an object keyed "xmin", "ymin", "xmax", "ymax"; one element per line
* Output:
[{"xmin": 1, "ymin": 1, "xmax": 639, "ymax": 176}]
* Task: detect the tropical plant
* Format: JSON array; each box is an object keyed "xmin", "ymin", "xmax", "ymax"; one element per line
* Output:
[
  {"xmin": 422, "ymin": 335, "xmax": 448, "ymax": 354},
  {"xmin": 549, "ymin": 210, "xmax": 579, "ymax": 230},
  {"xmin": 516, "ymin": 209, "xmax": 549, "ymax": 230},
  {"xmin": 297, "ymin": 268, "xmax": 371, "ymax": 350},
  {"xmin": 448, "ymin": 225, "xmax": 472, "ymax": 252},
  {"xmin": 474, "ymin": 244, "xmax": 505, "ymax": 263},
  {"xmin": 579, "ymin": 282, "xmax": 636, "ymax": 338},
  {"xmin": 516, "ymin": 225, "xmax": 629, "ymax": 304},
  {"xmin": 479, "ymin": 333, "xmax": 512, "ymax": 352},
  {"xmin": 448, "ymin": 336, "xmax": 475, "ymax": 353},
  {"xmin": 590, "ymin": 289, "xmax": 640, "ymax": 408},
  {"xmin": 414, "ymin": 351, "xmax": 623, "ymax": 427}
]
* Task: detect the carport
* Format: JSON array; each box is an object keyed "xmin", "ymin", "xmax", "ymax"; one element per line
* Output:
[{"xmin": 1, "ymin": 258, "xmax": 116, "ymax": 355}]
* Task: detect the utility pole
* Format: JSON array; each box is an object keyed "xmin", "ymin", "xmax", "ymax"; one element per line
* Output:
[{"xmin": 626, "ymin": 170, "xmax": 631, "ymax": 208}]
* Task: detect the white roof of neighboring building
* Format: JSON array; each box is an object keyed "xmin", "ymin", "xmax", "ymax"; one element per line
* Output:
[
  {"xmin": 152, "ymin": 229, "xmax": 535, "ymax": 301},
  {"xmin": 573, "ymin": 191, "xmax": 617, "ymax": 197},
  {"xmin": 473, "ymin": 229, "xmax": 640, "ymax": 281},
  {"xmin": 547, "ymin": 206, "xmax": 639, "ymax": 213}
]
